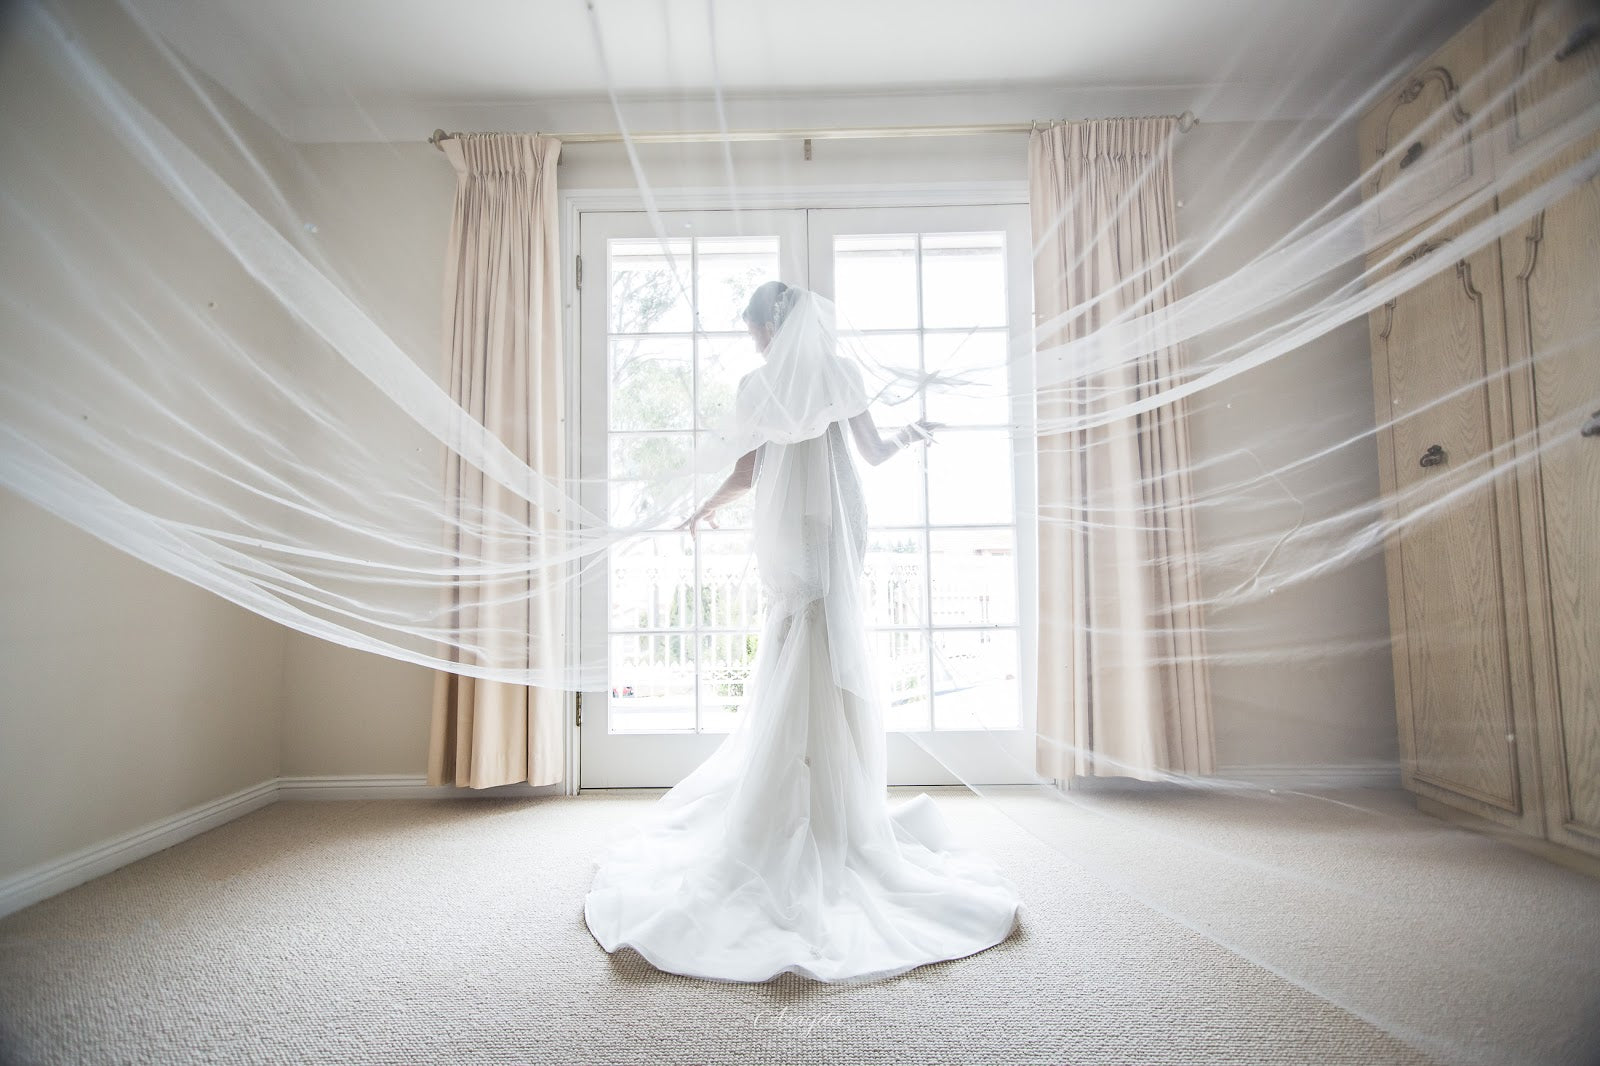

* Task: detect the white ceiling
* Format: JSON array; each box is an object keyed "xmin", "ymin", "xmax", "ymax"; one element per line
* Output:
[{"xmin": 126, "ymin": 0, "xmax": 1489, "ymax": 142}]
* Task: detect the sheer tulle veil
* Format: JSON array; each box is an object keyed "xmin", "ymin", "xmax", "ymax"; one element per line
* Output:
[{"xmin": 725, "ymin": 286, "xmax": 879, "ymax": 702}]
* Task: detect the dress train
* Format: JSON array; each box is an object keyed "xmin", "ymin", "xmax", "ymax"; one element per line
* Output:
[{"xmin": 584, "ymin": 555, "xmax": 1023, "ymax": 982}]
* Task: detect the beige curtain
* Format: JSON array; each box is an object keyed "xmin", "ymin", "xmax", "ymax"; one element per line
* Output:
[
  {"xmin": 1029, "ymin": 117, "xmax": 1215, "ymax": 782},
  {"xmin": 428, "ymin": 134, "xmax": 566, "ymax": 789}
]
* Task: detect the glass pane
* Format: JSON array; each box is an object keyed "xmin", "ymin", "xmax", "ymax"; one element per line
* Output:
[
  {"xmin": 610, "ymin": 533, "xmax": 695, "ymax": 630},
  {"xmin": 921, "ymin": 232, "xmax": 1006, "ymax": 329},
  {"xmin": 924, "ymin": 329, "xmax": 1012, "ymax": 428},
  {"xmin": 862, "ymin": 530, "xmax": 926, "ymax": 628},
  {"xmin": 845, "ymin": 331, "xmax": 920, "ymax": 407},
  {"xmin": 700, "ymin": 631, "xmax": 760, "ymax": 734},
  {"xmin": 610, "ymin": 337, "xmax": 692, "ymax": 431},
  {"xmin": 873, "ymin": 629, "xmax": 930, "ymax": 731},
  {"xmin": 609, "ymin": 238, "xmax": 693, "ymax": 333},
  {"xmin": 858, "ymin": 438, "xmax": 925, "ymax": 527},
  {"xmin": 696, "ymin": 530, "xmax": 765, "ymax": 628},
  {"xmin": 609, "ymin": 434, "xmax": 693, "ymax": 525},
  {"xmin": 835, "ymin": 234, "xmax": 918, "ymax": 330},
  {"xmin": 930, "ymin": 529, "xmax": 1018, "ymax": 626},
  {"xmin": 697, "ymin": 237, "xmax": 780, "ymax": 333},
  {"xmin": 698, "ymin": 333, "xmax": 763, "ymax": 429},
  {"xmin": 927, "ymin": 430, "xmax": 1013, "ymax": 526},
  {"xmin": 932, "ymin": 629, "xmax": 1019, "ymax": 730},
  {"xmin": 609, "ymin": 633, "xmax": 695, "ymax": 732}
]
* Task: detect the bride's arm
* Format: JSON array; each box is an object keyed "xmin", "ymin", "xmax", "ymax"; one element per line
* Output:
[
  {"xmin": 677, "ymin": 449, "xmax": 759, "ymax": 532},
  {"xmin": 848, "ymin": 411, "xmax": 940, "ymax": 466}
]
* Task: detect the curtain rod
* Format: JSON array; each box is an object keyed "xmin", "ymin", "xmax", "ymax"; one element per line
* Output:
[{"xmin": 427, "ymin": 111, "xmax": 1198, "ymax": 151}]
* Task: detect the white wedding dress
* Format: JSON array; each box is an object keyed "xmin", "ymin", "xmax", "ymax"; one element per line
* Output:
[{"xmin": 583, "ymin": 291, "xmax": 1023, "ymax": 984}]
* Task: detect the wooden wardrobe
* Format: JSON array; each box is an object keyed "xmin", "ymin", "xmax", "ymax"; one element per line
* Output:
[{"xmin": 1358, "ymin": 0, "xmax": 1599, "ymax": 868}]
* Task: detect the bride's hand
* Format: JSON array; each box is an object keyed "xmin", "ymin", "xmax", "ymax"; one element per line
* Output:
[
  {"xmin": 901, "ymin": 420, "xmax": 944, "ymax": 446},
  {"xmin": 675, "ymin": 509, "xmax": 719, "ymax": 534}
]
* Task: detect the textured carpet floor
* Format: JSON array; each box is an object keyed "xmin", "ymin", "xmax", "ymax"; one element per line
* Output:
[{"xmin": 0, "ymin": 787, "xmax": 1596, "ymax": 1065}]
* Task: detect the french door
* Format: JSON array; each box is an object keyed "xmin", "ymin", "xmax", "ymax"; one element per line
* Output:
[{"xmin": 577, "ymin": 204, "xmax": 1035, "ymax": 787}]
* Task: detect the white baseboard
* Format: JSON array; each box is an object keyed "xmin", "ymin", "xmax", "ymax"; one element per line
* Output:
[
  {"xmin": 1060, "ymin": 764, "xmax": 1403, "ymax": 791},
  {"xmin": 0, "ymin": 774, "xmax": 563, "ymax": 920},
  {"xmin": 1212, "ymin": 764, "xmax": 1402, "ymax": 789},
  {"xmin": 277, "ymin": 774, "xmax": 564, "ymax": 801},
  {"xmin": 0, "ymin": 778, "xmax": 278, "ymax": 920}
]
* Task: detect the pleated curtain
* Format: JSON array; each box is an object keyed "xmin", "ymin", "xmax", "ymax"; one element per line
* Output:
[
  {"xmin": 1028, "ymin": 117, "xmax": 1215, "ymax": 781},
  {"xmin": 428, "ymin": 133, "xmax": 566, "ymax": 789}
]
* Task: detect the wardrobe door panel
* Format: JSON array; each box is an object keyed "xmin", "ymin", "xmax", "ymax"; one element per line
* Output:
[
  {"xmin": 1487, "ymin": 0, "xmax": 1600, "ymax": 170},
  {"xmin": 1499, "ymin": 145, "xmax": 1600, "ymax": 856},
  {"xmin": 1368, "ymin": 229, "xmax": 1540, "ymax": 829},
  {"xmin": 1357, "ymin": 18, "xmax": 1493, "ymax": 244}
]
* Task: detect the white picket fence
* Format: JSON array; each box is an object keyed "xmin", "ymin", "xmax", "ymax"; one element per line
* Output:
[{"xmin": 609, "ymin": 550, "xmax": 1013, "ymax": 713}]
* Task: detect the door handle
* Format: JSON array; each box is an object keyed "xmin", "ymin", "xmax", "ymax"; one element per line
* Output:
[
  {"xmin": 1556, "ymin": 22, "xmax": 1597, "ymax": 62},
  {"xmin": 1419, "ymin": 443, "xmax": 1447, "ymax": 468},
  {"xmin": 1582, "ymin": 410, "xmax": 1600, "ymax": 438}
]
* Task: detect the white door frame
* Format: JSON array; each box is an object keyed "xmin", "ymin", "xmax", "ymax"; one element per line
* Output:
[{"xmin": 806, "ymin": 203, "xmax": 1039, "ymax": 787}]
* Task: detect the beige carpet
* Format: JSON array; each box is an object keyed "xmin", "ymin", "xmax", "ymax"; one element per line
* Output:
[{"xmin": 0, "ymin": 787, "xmax": 1594, "ymax": 1065}]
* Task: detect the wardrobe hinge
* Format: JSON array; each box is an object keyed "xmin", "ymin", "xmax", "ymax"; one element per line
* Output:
[
  {"xmin": 575, "ymin": 692, "xmax": 583, "ymax": 727},
  {"xmin": 575, "ymin": 254, "xmax": 583, "ymax": 290}
]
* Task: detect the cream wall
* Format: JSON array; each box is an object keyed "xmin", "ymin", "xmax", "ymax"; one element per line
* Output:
[
  {"xmin": 0, "ymin": 1, "xmax": 304, "ymax": 880},
  {"xmin": 278, "ymin": 122, "xmax": 1396, "ymax": 781},
  {"xmin": 273, "ymin": 141, "xmax": 455, "ymax": 778},
  {"xmin": 0, "ymin": 499, "xmax": 284, "ymax": 879},
  {"xmin": 1176, "ymin": 122, "xmax": 1398, "ymax": 772}
]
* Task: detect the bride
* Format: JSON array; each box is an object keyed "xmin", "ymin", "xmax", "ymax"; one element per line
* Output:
[{"xmin": 583, "ymin": 281, "xmax": 1024, "ymax": 984}]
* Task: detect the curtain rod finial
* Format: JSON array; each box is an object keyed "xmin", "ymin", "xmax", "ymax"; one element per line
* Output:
[{"xmin": 1177, "ymin": 110, "xmax": 1197, "ymax": 133}]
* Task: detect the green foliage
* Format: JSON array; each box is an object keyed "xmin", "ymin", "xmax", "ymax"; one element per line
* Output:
[
  {"xmin": 715, "ymin": 263, "xmax": 768, "ymax": 331},
  {"xmin": 611, "ymin": 264, "xmax": 681, "ymax": 334},
  {"xmin": 609, "ymin": 255, "xmax": 762, "ymax": 433},
  {"xmin": 612, "ymin": 356, "xmax": 691, "ymax": 431}
]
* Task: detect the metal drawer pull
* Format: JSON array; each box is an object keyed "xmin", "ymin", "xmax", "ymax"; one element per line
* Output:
[
  {"xmin": 1555, "ymin": 22, "xmax": 1597, "ymax": 62},
  {"xmin": 1581, "ymin": 410, "xmax": 1600, "ymax": 438},
  {"xmin": 1399, "ymin": 141, "xmax": 1425, "ymax": 169},
  {"xmin": 1420, "ymin": 443, "xmax": 1447, "ymax": 467}
]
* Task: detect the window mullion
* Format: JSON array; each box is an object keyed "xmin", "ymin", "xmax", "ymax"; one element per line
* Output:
[
  {"xmin": 914, "ymin": 232, "xmax": 937, "ymax": 732},
  {"xmin": 690, "ymin": 236, "xmax": 702, "ymax": 734}
]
